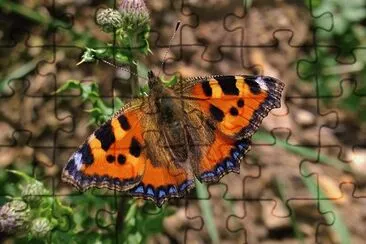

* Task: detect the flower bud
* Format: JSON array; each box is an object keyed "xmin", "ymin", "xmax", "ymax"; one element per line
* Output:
[
  {"xmin": 30, "ymin": 217, "xmax": 53, "ymax": 239},
  {"xmin": 118, "ymin": 0, "xmax": 150, "ymax": 30},
  {"xmin": 119, "ymin": 0, "xmax": 149, "ymax": 16},
  {"xmin": 96, "ymin": 8, "xmax": 123, "ymax": 32},
  {"xmin": 21, "ymin": 181, "xmax": 48, "ymax": 206},
  {"xmin": 118, "ymin": 0, "xmax": 150, "ymax": 25},
  {"xmin": 0, "ymin": 200, "xmax": 30, "ymax": 234},
  {"xmin": 117, "ymin": 0, "xmax": 150, "ymax": 52}
]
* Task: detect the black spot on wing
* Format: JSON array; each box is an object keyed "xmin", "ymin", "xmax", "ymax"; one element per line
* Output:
[
  {"xmin": 118, "ymin": 114, "xmax": 131, "ymax": 131},
  {"xmin": 201, "ymin": 80, "xmax": 212, "ymax": 96},
  {"xmin": 244, "ymin": 77, "xmax": 261, "ymax": 95},
  {"xmin": 79, "ymin": 143, "xmax": 94, "ymax": 165},
  {"xmin": 106, "ymin": 155, "xmax": 115, "ymax": 163},
  {"xmin": 237, "ymin": 98, "xmax": 244, "ymax": 108},
  {"xmin": 94, "ymin": 121, "xmax": 116, "ymax": 151},
  {"xmin": 209, "ymin": 104, "xmax": 225, "ymax": 122},
  {"xmin": 129, "ymin": 137, "xmax": 141, "ymax": 157},
  {"xmin": 215, "ymin": 76, "xmax": 239, "ymax": 95},
  {"xmin": 229, "ymin": 107, "xmax": 239, "ymax": 116},
  {"xmin": 118, "ymin": 154, "xmax": 126, "ymax": 164}
]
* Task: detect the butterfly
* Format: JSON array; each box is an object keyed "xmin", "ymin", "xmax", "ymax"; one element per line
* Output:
[{"xmin": 62, "ymin": 71, "xmax": 284, "ymax": 207}]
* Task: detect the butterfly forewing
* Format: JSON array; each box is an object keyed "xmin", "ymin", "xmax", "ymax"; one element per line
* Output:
[{"xmin": 176, "ymin": 75, "xmax": 284, "ymax": 139}]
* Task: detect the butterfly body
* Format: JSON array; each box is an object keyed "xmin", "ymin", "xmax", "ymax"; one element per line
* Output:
[{"xmin": 62, "ymin": 71, "xmax": 284, "ymax": 206}]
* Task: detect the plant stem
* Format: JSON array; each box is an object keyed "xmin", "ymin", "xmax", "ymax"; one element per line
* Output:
[
  {"xmin": 116, "ymin": 197, "xmax": 126, "ymax": 235},
  {"xmin": 129, "ymin": 62, "xmax": 139, "ymax": 97}
]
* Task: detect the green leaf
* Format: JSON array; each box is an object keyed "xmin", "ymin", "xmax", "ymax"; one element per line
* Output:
[
  {"xmin": 113, "ymin": 97, "xmax": 124, "ymax": 113},
  {"xmin": 301, "ymin": 166, "xmax": 351, "ymax": 244},
  {"xmin": 142, "ymin": 206, "xmax": 174, "ymax": 235},
  {"xmin": 54, "ymin": 80, "xmax": 82, "ymax": 94},
  {"xmin": 126, "ymin": 231, "xmax": 143, "ymax": 244},
  {"xmin": 195, "ymin": 180, "xmax": 220, "ymax": 244},
  {"xmin": 0, "ymin": 59, "xmax": 39, "ymax": 92},
  {"xmin": 6, "ymin": 169, "xmax": 35, "ymax": 183},
  {"xmin": 343, "ymin": 8, "xmax": 366, "ymax": 21},
  {"xmin": 333, "ymin": 16, "xmax": 349, "ymax": 34}
]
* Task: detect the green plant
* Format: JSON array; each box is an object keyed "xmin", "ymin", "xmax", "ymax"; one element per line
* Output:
[
  {"xmin": 78, "ymin": 0, "xmax": 151, "ymax": 97},
  {"xmin": 0, "ymin": 170, "xmax": 74, "ymax": 242},
  {"xmin": 303, "ymin": 0, "xmax": 366, "ymax": 122}
]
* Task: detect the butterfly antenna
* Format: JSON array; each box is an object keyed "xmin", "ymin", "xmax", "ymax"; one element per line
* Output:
[
  {"xmin": 100, "ymin": 59, "xmax": 148, "ymax": 81},
  {"xmin": 157, "ymin": 21, "xmax": 181, "ymax": 77}
]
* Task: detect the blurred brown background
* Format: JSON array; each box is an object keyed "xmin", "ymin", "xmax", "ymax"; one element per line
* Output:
[{"xmin": 0, "ymin": 0, "xmax": 366, "ymax": 243}]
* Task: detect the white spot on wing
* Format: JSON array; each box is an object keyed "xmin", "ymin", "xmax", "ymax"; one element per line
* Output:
[
  {"xmin": 255, "ymin": 77, "xmax": 268, "ymax": 91},
  {"xmin": 74, "ymin": 152, "xmax": 83, "ymax": 170}
]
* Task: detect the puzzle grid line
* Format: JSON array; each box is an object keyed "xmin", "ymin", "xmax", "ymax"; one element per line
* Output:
[{"xmin": 0, "ymin": 0, "xmax": 365, "ymax": 243}]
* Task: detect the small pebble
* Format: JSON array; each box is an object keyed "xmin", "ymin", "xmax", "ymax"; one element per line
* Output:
[{"xmin": 293, "ymin": 109, "xmax": 316, "ymax": 127}]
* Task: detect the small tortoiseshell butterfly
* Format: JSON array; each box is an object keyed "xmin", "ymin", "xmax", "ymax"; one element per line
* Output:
[{"xmin": 62, "ymin": 71, "xmax": 284, "ymax": 207}]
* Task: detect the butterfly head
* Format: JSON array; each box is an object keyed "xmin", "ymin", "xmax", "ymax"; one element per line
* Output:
[{"xmin": 148, "ymin": 70, "xmax": 164, "ymax": 93}]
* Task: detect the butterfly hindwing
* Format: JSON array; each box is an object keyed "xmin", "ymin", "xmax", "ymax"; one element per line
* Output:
[
  {"xmin": 197, "ymin": 130, "xmax": 251, "ymax": 183},
  {"xmin": 129, "ymin": 158, "xmax": 194, "ymax": 207},
  {"xmin": 62, "ymin": 103, "xmax": 147, "ymax": 192}
]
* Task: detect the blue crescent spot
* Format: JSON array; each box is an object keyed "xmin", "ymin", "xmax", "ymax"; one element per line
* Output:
[
  {"xmin": 180, "ymin": 180, "xmax": 194, "ymax": 191},
  {"xmin": 179, "ymin": 182, "xmax": 188, "ymax": 191},
  {"xmin": 158, "ymin": 190, "xmax": 166, "ymax": 198},
  {"xmin": 169, "ymin": 186, "xmax": 177, "ymax": 194},
  {"xmin": 226, "ymin": 160, "xmax": 235, "ymax": 168},
  {"xmin": 202, "ymin": 172, "xmax": 215, "ymax": 179},
  {"xmin": 134, "ymin": 185, "xmax": 144, "ymax": 193},
  {"xmin": 232, "ymin": 151, "xmax": 240, "ymax": 160},
  {"xmin": 216, "ymin": 165, "xmax": 225, "ymax": 174},
  {"xmin": 238, "ymin": 144, "xmax": 245, "ymax": 151},
  {"xmin": 146, "ymin": 187, "xmax": 155, "ymax": 196}
]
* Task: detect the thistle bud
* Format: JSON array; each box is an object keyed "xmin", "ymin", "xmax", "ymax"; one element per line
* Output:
[
  {"xmin": 119, "ymin": 0, "xmax": 149, "ymax": 27},
  {"xmin": 117, "ymin": 0, "xmax": 150, "ymax": 52},
  {"xmin": 119, "ymin": 0, "xmax": 149, "ymax": 16},
  {"xmin": 21, "ymin": 181, "xmax": 48, "ymax": 206},
  {"xmin": 0, "ymin": 200, "xmax": 30, "ymax": 234},
  {"xmin": 30, "ymin": 217, "xmax": 53, "ymax": 239},
  {"xmin": 96, "ymin": 8, "xmax": 123, "ymax": 32}
]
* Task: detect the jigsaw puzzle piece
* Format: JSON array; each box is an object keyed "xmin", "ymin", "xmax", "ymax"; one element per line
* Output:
[
  {"xmin": 182, "ymin": 183, "xmax": 252, "ymax": 243},
  {"xmin": 150, "ymin": 0, "xmax": 253, "ymax": 75},
  {"xmin": 223, "ymin": 0, "xmax": 331, "ymax": 78}
]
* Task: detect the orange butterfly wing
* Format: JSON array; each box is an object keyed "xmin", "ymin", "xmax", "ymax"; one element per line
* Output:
[
  {"xmin": 62, "ymin": 103, "xmax": 147, "ymax": 192},
  {"xmin": 176, "ymin": 75, "xmax": 284, "ymax": 182}
]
